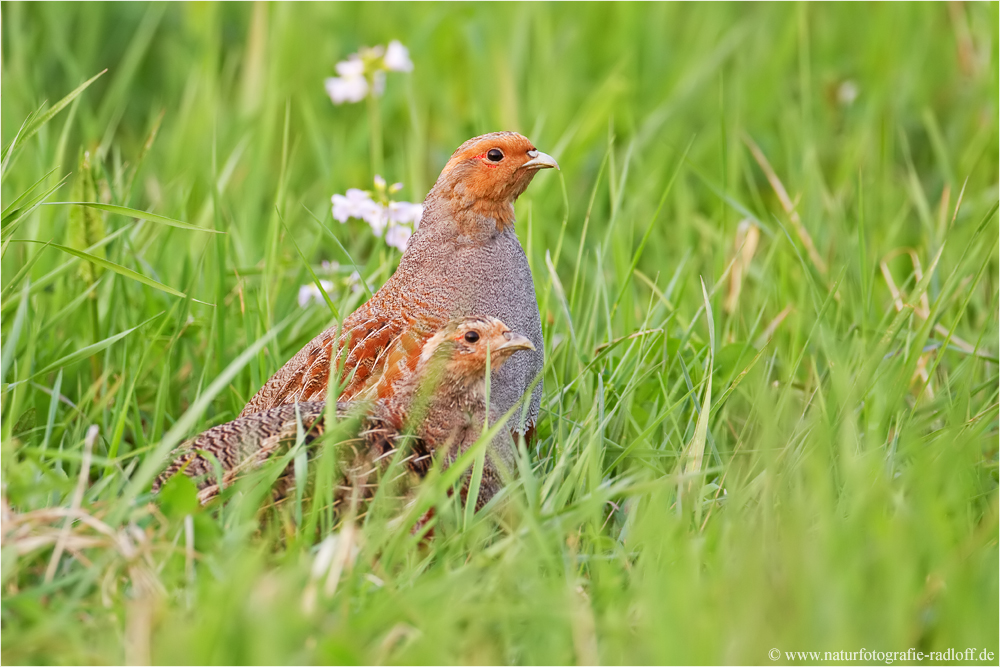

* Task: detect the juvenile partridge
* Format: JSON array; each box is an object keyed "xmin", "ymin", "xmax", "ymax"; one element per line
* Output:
[
  {"xmin": 155, "ymin": 316, "xmax": 535, "ymax": 510},
  {"xmin": 241, "ymin": 132, "xmax": 557, "ymax": 438}
]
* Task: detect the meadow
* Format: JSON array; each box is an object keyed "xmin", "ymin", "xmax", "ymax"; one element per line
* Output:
[{"xmin": 1, "ymin": 2, "xmax": 998, "ymax": 664}]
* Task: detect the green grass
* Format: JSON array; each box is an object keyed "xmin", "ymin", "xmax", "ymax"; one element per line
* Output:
[{"xmin": 2, "ymin": 2, "xmax": 998, "ymax": 664}]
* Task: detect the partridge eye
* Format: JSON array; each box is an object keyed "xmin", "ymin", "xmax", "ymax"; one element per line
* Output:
[
  {"xmin": 464, "ymin": 331, "xmax": 480, "ymax": 343},
  {"xmin": 486, "ymin": 148, "xmax": 504, "ymax": 162}
]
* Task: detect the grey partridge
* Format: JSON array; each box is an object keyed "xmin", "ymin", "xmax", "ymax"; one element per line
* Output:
[
  {"xmin": 241, "ymin": 132, "xmax": 557, "ymax": 439},
  {"xmin": 154, "ymin": 316, "xmax": 535, "ymax": 510}
]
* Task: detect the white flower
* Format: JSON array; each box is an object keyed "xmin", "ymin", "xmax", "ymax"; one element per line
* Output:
[
  {"xmin": 331, "ymin": 182, "xmax": 420, "ymax": 249},
  {"xmin": 387, "ymin": 201, "xmax": 423, "ymax": 227},
  {"xmin": 298, "ymin": 280, "xmax": 335, "ymax": 308},
  {"xmin": 361, "ymin": 202, "xmax": 388, "ymax": 236},
  {"xmin": 326, "ymin": 56, "xmax": 370, "ymax": 105},
  {"xmin": 332, "ymin": 188, "xmax": 376, "ymax": 223},
  {"xmin": 325, "ymin": 75, "xmax": 368, "ymax": 105},
  {"xmin": 326, "ymin": 42, "xmax": 412, "ymax": 106},
  {"xmin": 384, "ymin": 223, "xmax": 413, "ymax": 252},
  {"xmin": 837, "ymin": 80, "xmax": 859, "ymax": 106},
  {"xmin": 335, "ymin": 56, "xmax": 365, "ymax": 78},
  {"xmin": 320, "ymin": 260, "xmax": 340, "ymax": 273},
  {"xmin": 384, "ymin": 41, "xmax": 413, "ymax": 72}
]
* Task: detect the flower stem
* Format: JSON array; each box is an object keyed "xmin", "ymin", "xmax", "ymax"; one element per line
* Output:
[
  {"xmin": 366, "ymin": 82, "xmax": 383, "ymax": 177},
  {"xmin": 88, "ymin": 291, "xmax": 101, "ymax": 392}
]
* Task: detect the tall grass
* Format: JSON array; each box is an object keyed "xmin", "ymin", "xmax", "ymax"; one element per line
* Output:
[{"xmin": 2, "ymin": 3, "xmax": 998, "ymax": 664}]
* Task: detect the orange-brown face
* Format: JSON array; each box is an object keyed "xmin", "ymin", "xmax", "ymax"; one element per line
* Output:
[
  {"xmin": 420, "ymin": 315, "xmax": 535, "ymax": 384},
  {"xmin": 434, "ymin": 132, "xmax": 559, "ymax": 230}
]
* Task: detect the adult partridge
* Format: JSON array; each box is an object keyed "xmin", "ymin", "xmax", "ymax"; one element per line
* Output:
[
  {"xmin": 241, "ymin": 132, "xmax": 557, "ymax": 439},
  {"xmin": 155, "ymin": 316, "xmax": 535, "ymax": 510}
]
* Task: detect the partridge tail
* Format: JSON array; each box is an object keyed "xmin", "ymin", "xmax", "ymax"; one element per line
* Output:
[{"xmin": 153, "ymin": 401, "xmax": 361, "ymax": 500}]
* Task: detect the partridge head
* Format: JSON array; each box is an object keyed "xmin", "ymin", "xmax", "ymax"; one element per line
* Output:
[
  {"xmin": 428, "ymin": 132, "xmax": 560, "ymax": 234},
  {"xmin": 407, "ymin": 314, "xmax": 537, "ymax": 402}
]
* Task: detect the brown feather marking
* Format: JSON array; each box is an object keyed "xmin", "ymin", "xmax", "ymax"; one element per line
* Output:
[{"xmin": 340, "ymin": 318, "xmax": 406, "ymax": 398}]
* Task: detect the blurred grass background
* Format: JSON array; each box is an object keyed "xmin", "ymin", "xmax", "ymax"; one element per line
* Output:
[{"xmin": 2, "ymin": 2, "xmax": 998, "ymax": 664}]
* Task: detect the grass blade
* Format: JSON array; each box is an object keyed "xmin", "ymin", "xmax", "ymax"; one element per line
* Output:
[
  {"xmin": 43, "ymin": 202, "xmax": 222, "ymax": 233},
  {"xmin": 1, "ymin": 167, "xmax": 59, "ymax": 218},
  {"xmin": 12, "ymin": 239, "xmax": 186, "ymax": 298},
  {"xmin": 0, "ymin": 241, "xmax": 51, "ymax": 302},
  {"xmin": 610, "ymin": 138, "xmax": 692, "ymax": 318},
  {"xmin": 2, "ymin": 70, "xmax": 107, "ymax": 162},
  {"xmin": 31, "ymin": 312, "xmax": 164, "ymax": 379},
  {"xmin": 1, "ymin": 280, "xmax": 31, "ymax": 384},
  {"xmin": 281, "ymin": 209, "xmax": 339, "ymax": 319},
  {"xmin": 1, "ymin": 174, "xmax": 72, "ymax": 240}
]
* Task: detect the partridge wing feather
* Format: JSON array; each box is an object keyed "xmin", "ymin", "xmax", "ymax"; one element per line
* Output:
[{"xmin": 238, "ymin": 314, "xmax": 426, "ymax": 417}]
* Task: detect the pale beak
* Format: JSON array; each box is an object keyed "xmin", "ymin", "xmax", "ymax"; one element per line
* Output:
[
  {"xmin": 495, "ymin": 331, "xmax": 536, "ymax": 353},
  {"xmin": 520, "ymin": 150, "xmax": 560, "ymax": 171}
]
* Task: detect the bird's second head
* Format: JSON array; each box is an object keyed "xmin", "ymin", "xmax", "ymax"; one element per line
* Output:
[
  {"xmin": 428, "ymin": 131, "xmax": 559, "ymax": 233},
  {"xmin": 419, "ymin": 315, "xmax": 535, "ymax": 390}
]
